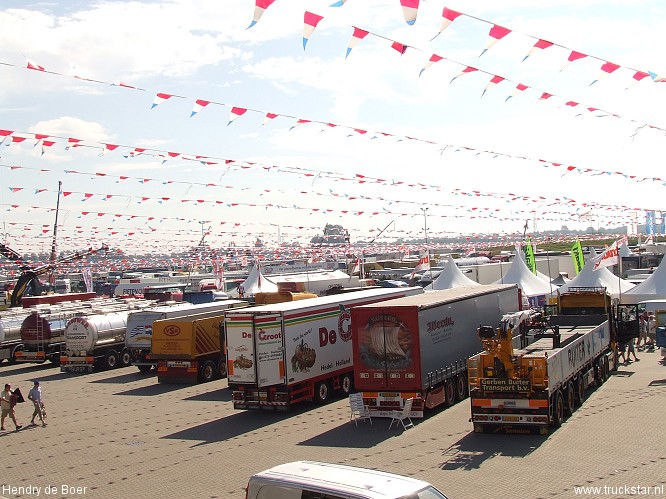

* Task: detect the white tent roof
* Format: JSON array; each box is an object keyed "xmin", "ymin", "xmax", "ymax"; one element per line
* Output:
[
  {"xmin": 620, "ymin": 254, "xmax": 666, "ymax": 304},
  {"xmin": 425, "ymin": 256, "xmax": 480, "ymax": 290},
  {"xmin": 493, "ymin": 252, "xmax": 553, "ymax": 297},
  {"xmin": 553, "ymin": 248, "xmax": 635, "ymax": 299},
  {"xmin": 237, "ymin": 264, "xmax": 278, "ymax": 295},
  {"xmin": 619, "ymin": 241, "xmax": 636, "ymax": 257}
]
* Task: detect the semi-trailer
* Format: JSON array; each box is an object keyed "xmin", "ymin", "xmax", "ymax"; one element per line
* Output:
[
  {"xmin": 351, "ymin": 284, "xmax": 521, "ymax": 417},
  {"xmin": 467, "ymin": 287, "xmax": 619, "ymax": 434},
  {"xmin": 16, "ymin": 298, "xmax": 136, "ymax": 365},
  {"xmin": 224, "ymin": 286, "xmax": 424, "ymax": 410},
  {"xmin": 127, "ymin": 300, "xmax": 247, "ymax": 373},
  {"xmin": 151, "ymin": 307, "xmax": 247, "ymax": 383},
  {"xmin": 61, "ymin": 301, "xmax": 155, "ymax": 372}
]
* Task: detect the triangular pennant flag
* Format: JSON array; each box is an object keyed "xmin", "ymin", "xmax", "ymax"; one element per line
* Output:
[
  {"xmin": 433, "ymin": 7, "xmax": 462, "ymax": 39},
  {"xmin": 589, "ymin": 61, "xmax": 621, "ymax": 86},
  {"xmin": 151, "ymin": 92, "xmax": 173, "ymax": 109},
  {"xmin": 263, "ymin": 112, "xmax": 279, "ymax": 125},
  {"xmin": 190, "ymin": 99, "xmax": 210, "ymax": 117},
  {"xmin": 481, "ymin": 75, "xmax": 505, "ymax": 98},
  {"xmin": 505, "ymin": 83, "xmax": 528, "ymax": 102},
  {"xmin": 228, "ymin": 106, "xmax": 248, "ymax": 126},
  {"xmin": 289, "ymin": 119, "xmax": 311, "ymax": 131},
  {"xmin": 330, "ymin": 0, "xmax": 347, "ymax": 6},
  {"xmin": 400, "ymin": 0, "xmax": 419, "ymax": 25},
  {"xmin": 390, "ymin": 41, "xmax": 408, "ymax": 55},
  {"xmin": 480, "ymin": 24, "xmax": 511, "ymax": 57},
  {"xmin": 248, "ymin": 0, "xmax": 276, "ymax": 29},
  {"xmin": 303, "ymin": 11, "xmax": 324, "ymax": 49},
  {"xmin": 648, "ymin": 71, "xmax": 666, "ymax": 82},
  {"xmin": 346, "ymin": 27, "xmax": 369, "ymax": 58},
  {"xmin": 26, "ymin": 59, "xmax": 45, "ymax": 71},
  {"xmin": 419, "ymin": 54, "xmax": 443, "ymax": 77},
  {"xmin": 561, "ymin": 50, "xmax": 587, "ymax": 71},
  {"xmin": 522, "ymin": 39, "xmax": 553, "ymax": 62},
  {"xmin": 450, "ymin": 65, "xmax": 478, "ymax": 84}
]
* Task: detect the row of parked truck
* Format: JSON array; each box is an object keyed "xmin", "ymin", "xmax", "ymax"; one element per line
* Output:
[{"xmin": 1, "ymin": 283, "xmax": 636, "ymax": 432}]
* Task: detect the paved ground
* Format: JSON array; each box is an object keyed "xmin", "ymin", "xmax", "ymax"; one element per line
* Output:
[{"xmin": 0, "ymin": 349, "xmax": 664, "ymax": 499}]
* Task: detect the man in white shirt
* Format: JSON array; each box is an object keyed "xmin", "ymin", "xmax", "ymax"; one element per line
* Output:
[
  {"xmin": 27, "ymin": 381, "xmax": 46, "ymax": 427},
  {"xmin": 1, "ymin": 383, "xmax": 22, "ymax": 431}
]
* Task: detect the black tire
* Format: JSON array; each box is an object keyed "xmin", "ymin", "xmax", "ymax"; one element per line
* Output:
[
  {"xmin": 551, "ymin": 391, "xmax": 564, "ymax": 428},
  {"xmin": 455, "ymin": 374, "xmax": 467, "ymax": 401},
  {"xmin": 314, "ymin": 381, "xmax": 330, "ymax": 404},
  {"xmin": 49, "ymin": 354, "xmax": 61, "ymax": 365},
  {"xmin": 105, "ymin": 350, "xmax": 119, "ymax": 370},
  {"xmin": 200, "ymin": 360, "xmax": 216, "ymax": 383},
  {"xmin": 9, "ymin": 346, "xmax": 23, "ymax": 365},
  {"xmin": 602, "ymin": 356, "xmax": 610, "ymax": 381},
  {"xmin": 120, "ymin": 349, "xmax": 132, "ymax": 367},
  {"xmin": 340, "ymin": 373, "xmax": 353, "ymax": 396},
  {"xmin": 575, "ymin": 374, "xmax": 585, "ymax": 406},
  {"xmin": 137, "ymin": 364, "xmax": 152, "ymax": 374},
  {"xmin": 565, "ymin": 381, "xmax": 575, "ymax": 416},
  {"xmin": 594, "ymin": 360, "xmax": 604, "ymax": 386},
  {"xmin": 218, "ymin": 359, "xmax": 227, "ymax": 379},
  {"xmin": 444, "ymin": 379, "xmax": 456, "ymax": 407}
]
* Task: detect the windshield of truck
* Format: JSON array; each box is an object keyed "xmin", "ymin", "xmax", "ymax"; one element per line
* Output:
[{"xmin": 399, "ymin": 486, "xmax": 449, "ymax": 499}]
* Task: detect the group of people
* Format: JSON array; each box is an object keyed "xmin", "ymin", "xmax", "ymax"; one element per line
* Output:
[
  {"xmin": 0, "ymin": 381, "xmax": 46, "ymax": 432},
  {"xmin": 619, "ymin": 311, "xmax": 658, "ymax": 364}
]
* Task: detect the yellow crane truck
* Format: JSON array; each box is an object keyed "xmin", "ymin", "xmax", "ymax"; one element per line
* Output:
[{"xmin": 468, "ymin": 287, "xmax": 620, "ymax": 434}]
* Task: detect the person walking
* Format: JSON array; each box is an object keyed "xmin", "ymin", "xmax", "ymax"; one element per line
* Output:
[
  {"xmin": 27, "ymin": 381, "xmax": 46, "ymax": 427},
  {"xmin": 1, "ymin": 383, "xmax": 22, "ymax": 431}
]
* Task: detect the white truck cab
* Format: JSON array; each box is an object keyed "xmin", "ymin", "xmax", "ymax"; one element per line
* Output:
[{"xmin": 246, "ymin": 461, "xmax": 449, "ymax": 499}]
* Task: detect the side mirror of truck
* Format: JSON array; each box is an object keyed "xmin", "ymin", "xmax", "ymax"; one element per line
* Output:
[{"xmin": 478, "ymin": 326, "xmax": 495, "ymax": 339}]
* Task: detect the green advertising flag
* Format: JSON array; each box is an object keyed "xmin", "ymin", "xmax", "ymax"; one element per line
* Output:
[
  {"xmin": 571, "ymin": 239, "xmax": 584, "ymax": 275},
  {"xmin": 524, "ymin": 238, "xmax": 536, "ymax": 274}
]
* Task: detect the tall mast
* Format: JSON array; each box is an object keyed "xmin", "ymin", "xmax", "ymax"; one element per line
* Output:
[{"xmin": 49, "ymin": 180, "xmax": 62, "ymax": 284}]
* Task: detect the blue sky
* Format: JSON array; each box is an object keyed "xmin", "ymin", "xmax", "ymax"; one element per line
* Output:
[{"xmin": 1, "ymin": 0, "xmax": 666, "ymax": 255}]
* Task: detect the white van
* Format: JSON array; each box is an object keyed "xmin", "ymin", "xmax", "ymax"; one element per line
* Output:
[{"xmin": 246, "ymin": 461, "xmax": 449, "ymax": 499}]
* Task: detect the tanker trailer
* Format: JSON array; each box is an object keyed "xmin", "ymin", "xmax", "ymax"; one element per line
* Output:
[
  {"xmin": 0, "ymin": 310, "xmax": 29, "ymax": 363},
  {"xmin": 61, "ymin": 310, "xmax": 130, "ymax": 373}
]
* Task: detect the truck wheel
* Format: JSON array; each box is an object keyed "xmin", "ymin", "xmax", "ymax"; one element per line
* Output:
[
  {"xmin": 137, "ymin": 364, "xmax": 152, "ymax": 374},
  {"xmin": 120, "ymin": 349, "xmax": 132, "ymax": 367},
  {"xmin": 105, "ymin": 350, "xmax": 119, "ymax": 370},
  {"xmin": 594, "ymin": 361, "xmax": 604, "ymax": 386},
  {"xmin": 444, "ymin": 379, "xmax": 456, "ymax": 407},
  {"xmin": 602, "ymin": 356, "xmax": 610, "ymax": 381},
  {"xmin": 9, "ymin": 346, "xmax": 23, "ymax": 365},
  {"xmin": 340, "ymin": 374, "xmax": 353, "ymax": 396},
  {"xmin": 575, "ymin": 375, "xmax": 585, "ymax": 406},
  {"xmin": 551, "ymin": 391, "xmax": 564, "ymax": 428},
  {"xmin": 49, "ymin": 354, "xmax": 61, "ymax": 365},
  {"xmin": 455, "ymin": 374, "xmax": 467, "ymax": 401},
  {"xmin": 200, "ymin": 361, "xmax": 216, "ymax": 383},
  {"xmin": 217, "ymin": 359, "xmax": 227, "ymax": 378},
  {"xmin": 314, "ymin": 381, "xmax": 330, "ymax": 404},
  {"xmin": 565, "ymin": 381, "xmax": 575, "ymax": 416}
]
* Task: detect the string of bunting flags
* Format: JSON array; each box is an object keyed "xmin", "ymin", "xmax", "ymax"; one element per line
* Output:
[
  {"xmin": 297, "ymin": 12, "xmax": 666, "ymax": 135},
  {"xmin": 4, "ymin": 55, "xmax": 666, "ymax": 189},
  {"xmin": 1, "ymin": 178, "xmax": 641, "ymax": 226},
  {"xmin": 247, "ymin": 0, "xmax": 666, "ymax": 85},
  {"xmin": 0, "ymin": 124, "xmax": 657, "ymax": 220}
]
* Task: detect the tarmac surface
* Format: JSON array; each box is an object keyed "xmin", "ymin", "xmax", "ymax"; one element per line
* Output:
[{"xmin": 0, "ymin": 349, "xmax": 664, "ymax": 499}]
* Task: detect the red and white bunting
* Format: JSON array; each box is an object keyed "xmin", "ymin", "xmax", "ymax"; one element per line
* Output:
[{"xmin": 400, "ymin": 0, "xmax": 419, "ymax": 26}]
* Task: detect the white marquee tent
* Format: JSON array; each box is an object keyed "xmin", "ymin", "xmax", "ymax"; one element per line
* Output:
[
  {"xmin": 552, "ymin": 248, "xmax": 635, "ymax": 299},
  {"xmin": 494, "ymin": 252, "xmax": 554, "ymax": 305},
  {"xmin": 425, "ymin": 256, "xmax": 480, "ymax": 290},
  {"xmin": 620, "ymin": 254, "xmax": 666, "ymax": 304}
]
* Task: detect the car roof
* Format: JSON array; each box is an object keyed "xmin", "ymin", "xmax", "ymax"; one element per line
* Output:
[{"xmin": 250, "ymin": 461, "xmax": 433, "ymax": 498}]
